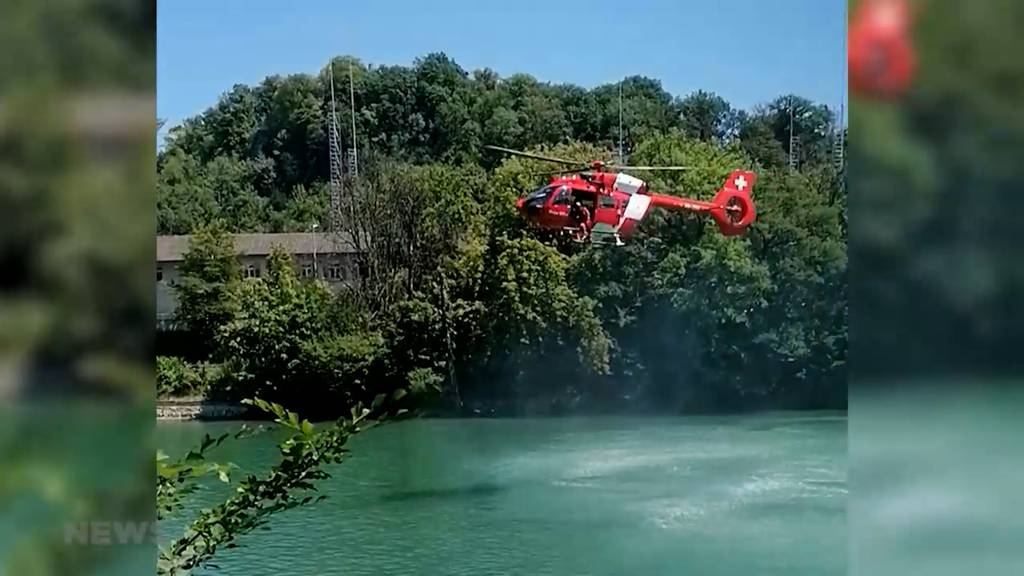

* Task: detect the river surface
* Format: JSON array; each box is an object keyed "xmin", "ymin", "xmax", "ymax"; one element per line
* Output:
[{"xmin": 158, "ymin": 412, "xmax": 846, "ymax": 575}]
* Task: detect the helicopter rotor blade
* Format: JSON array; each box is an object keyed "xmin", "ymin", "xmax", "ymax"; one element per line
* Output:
[
  {"xmin": 529, "ymin": 166, "xmax": 592, "ymax": 177},
  {"xmin": 486, "ymin": 145, "xmax": 700, "ymax": 173},
  {"xmin": 484, "ymin": 145, "xmax": 584, "ymax": 167},
  {"xmin": 605, "ymin": 165, "xmax": 695, "ymax": 171}
]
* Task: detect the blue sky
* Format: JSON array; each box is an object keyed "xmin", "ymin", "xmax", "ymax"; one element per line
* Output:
[{"xmin": 158, "ymin": 0, "xmax": 846, "ymax": 139}]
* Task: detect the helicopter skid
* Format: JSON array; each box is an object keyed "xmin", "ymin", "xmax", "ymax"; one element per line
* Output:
[{"xmin": 560, "ymin": 227, "xmax": 624, "ymax": 246}]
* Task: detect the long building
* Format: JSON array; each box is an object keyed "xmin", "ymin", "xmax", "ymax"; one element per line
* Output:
[{"xmin": 156, "ymin": 232, "xmax": 360, "ymax": 329}]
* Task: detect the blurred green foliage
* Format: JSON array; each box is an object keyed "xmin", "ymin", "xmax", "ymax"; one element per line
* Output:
[
  {"xmin": 850, "ymin": 2, "xmax": 1024, "ymax": 572},
  {"xmin": 1, "ymin": 0, "xmax": 154, "ymax": 574},
  {"xmin": 850, "ymin": 0, "xmax": 1024, "ymax": 375}
]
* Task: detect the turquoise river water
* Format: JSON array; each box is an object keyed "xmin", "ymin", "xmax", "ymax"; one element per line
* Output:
[{"xmin": 158, "ymin": 412, "xmax": 846, "ymax": 575}]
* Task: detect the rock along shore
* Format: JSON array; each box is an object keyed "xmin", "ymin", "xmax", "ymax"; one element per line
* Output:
[{"xmin": 157, "ymin": 398, "xmax": 249, "ymax": 421}]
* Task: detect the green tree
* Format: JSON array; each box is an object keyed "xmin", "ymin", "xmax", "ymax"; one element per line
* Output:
[
  {"xmin": 270, "ymin": 182, "xmax": 328, "ymax": 232},
  {"xmin": 413, "ymin": 53, "xmax": 480, "ymax": 163},
  {"xmin": 157, "ymin": 148, "xmax": 218, "ymax": 235},
  {"xmin": 677, "ymin": 90, "xmax": 739, "ymax": 144},
  {"xmin": 354, "ymin": 63, "xmax": 425, "ymax": 160},
  {"xmin": 590, "ymin": 76, "xmax": 679, "ymax": 155},
  {"xmin": 203, "ymin": 155, "xmax": 268, "ymax": 230},
  {"xmin": 736, "ymin": 110, "xmax": 789, "ymax": 170},
  {"xmin": 740, "ymin": 95, "xmax": 838, "ymax": 170},
  {"xmin": 340, "ymin": 159, "xmax": 487, "ymax": 312},
  {"xmin": 173, "ymin": 224, "xmax": 240, "ymax": 348},
  {"xmin": 250, "ymin": 73, "xmax": 327, "ymax": 198},
  {"xmin": 568, "ymin": 133, "xmax": 846, "ymax": 411},
  {"xmin": 157, "ymin": 152, "xmax": 269, "ymax": 234},
  {"xmin": 204, "ymin": 84, "xmax": 261, "ymax": 160},
  {"xmin": 212, "ymin": 248, "xmax": 395, "ymax": 415},
  {"xmin": 214, "ymin": 249, "xmax": 331, "ymax": 400},
  {"xmin": 749, "ymin": 170, "xmax": 846, "ymax": 406},
  {"xmin": 471, "ymin": 236, "xmax": 610, "ymax": 410}
]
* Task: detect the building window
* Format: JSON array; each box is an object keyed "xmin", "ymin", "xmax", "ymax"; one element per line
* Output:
[
  {"xmin": 301, "ymin": 263, "xmax": 314, "ymax": 278},
  {"xmin": 156, "ymin": 267, "xmax": 164, "ymax": 282},
  {"xmin": 326, "ymin": 264, "xmax": 342, "ymax": 281},
  {"xmin": 245, "ymin": 264, "xmax": 260, "ymax": 279}
]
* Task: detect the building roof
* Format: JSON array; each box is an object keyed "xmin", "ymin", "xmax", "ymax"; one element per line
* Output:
[{"xmin": 157, "ymin": 232, "xmax": 359, "ymax": 262}]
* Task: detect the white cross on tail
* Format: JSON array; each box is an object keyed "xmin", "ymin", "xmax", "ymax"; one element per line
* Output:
[{"xmin": 734, "ymin": 175, "xmax": 748, "ymax": 191}]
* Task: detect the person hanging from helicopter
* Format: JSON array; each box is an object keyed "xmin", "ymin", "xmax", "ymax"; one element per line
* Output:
[{"xmin": 569, "ymin": 198, "xmax": 592, "ymax": 242}]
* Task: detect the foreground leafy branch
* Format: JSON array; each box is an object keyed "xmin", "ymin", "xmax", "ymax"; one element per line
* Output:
[
  {"xmin": 157, "ymin": 395, "xmax": 404, "ymax": 575},
  {"xmin": 156, "ymin": 424, "xmax": 265, "ymax": 520}
]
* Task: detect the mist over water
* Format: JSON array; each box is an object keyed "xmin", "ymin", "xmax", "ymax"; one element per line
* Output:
[{"xmin": 159, "ymin": 412, "xmax": 845, "ymax": 576}]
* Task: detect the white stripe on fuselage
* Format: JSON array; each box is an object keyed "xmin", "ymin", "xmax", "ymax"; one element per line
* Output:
[
  {"xmin": 614, "ymin": 173, "xmax": 645, "ymax": 195},
  {"xmin": 616, "ymin": 194, "xmax": 652, "ymax": 230}
]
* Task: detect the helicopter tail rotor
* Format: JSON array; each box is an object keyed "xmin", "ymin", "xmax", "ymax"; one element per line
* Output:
[{"xmin": 709, "ymin": 170, "xmax": 757, "ymax": 236}]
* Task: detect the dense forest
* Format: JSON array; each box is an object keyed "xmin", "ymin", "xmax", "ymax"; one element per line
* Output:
[{"xmin": 157, "ymin": 53, "xmax": 847, "ymax": 416}]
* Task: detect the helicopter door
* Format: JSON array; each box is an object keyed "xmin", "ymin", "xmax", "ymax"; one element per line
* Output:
[
  {"xmin": 593, "ymin": 194, "xmax": 620, "ymax": 226},
  {"xmin": 546, "ymin": 185, "xmax": 572, "ymax": 226}
]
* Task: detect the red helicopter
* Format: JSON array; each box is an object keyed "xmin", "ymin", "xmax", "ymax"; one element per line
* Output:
[{"xmin": 486, "ymin": 145, "xmax": 757, "ymax": 246}]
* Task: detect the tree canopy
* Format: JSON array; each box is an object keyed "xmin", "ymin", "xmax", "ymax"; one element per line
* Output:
[{"xmin": 159, "ymin": 53, "xmax": 844, "ymax": 234}]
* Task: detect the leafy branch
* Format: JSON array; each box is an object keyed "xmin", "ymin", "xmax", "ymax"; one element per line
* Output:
[
  {"xmin": 156, "ymin": 424, "xmax": 264, "ymax": 520},
  {"xmin": 157, "ymin": 394, "xmax": 404, "ymax": 575}
]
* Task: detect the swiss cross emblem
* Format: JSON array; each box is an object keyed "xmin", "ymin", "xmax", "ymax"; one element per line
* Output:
[{"xmin": 733, "ymin": 175, "xmax": 748, "ymax": 191}]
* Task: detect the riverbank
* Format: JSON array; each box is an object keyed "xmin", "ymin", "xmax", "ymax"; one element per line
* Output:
[{"xmin": 156, "ymin": 394, "xmax": 847, "ymax": 421}]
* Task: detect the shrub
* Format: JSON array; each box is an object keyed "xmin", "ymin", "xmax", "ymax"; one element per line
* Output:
[{"xmin": 157, "ymin": 356, "xmax": 221, "ymax": 398}]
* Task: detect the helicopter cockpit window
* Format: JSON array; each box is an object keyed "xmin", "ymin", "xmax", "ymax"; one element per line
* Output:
[
  {"xmin": 552, "ymin": 186, "xmax": 572, "ymax": 206},
  {"xmin": 524, "ymin": 185, "xmax": 554, "ymax": 210}
]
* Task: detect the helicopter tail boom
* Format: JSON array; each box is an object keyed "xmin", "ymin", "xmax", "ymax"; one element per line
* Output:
[
  {"xmin": 647, "ymin": 194, "xmax": 716, "ymax": 213},
  {"xmin": 644, "ymin": 170, "xmax": 757, "ymax": 236}
]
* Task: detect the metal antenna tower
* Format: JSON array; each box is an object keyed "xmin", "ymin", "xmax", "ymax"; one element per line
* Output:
[
  {"xmin": 833, "ymin": 14, "xmax": 847, "ymax": 177},
  {"xmin": 347, "ymin": 60, "xmax": 359, "ymax": 178},
  {"xmin": 832, "ymin": 102, "xmax": 845, "ymax": 173},
  {"xmin": 328, "ymin": 62, "xmax": 346, "ymax": 232},
  {"xmin": 788, "ymin": 100, "xmax": 801, "ymax": 171},
  {"xmin": 618, "ymin": 81, "xmax": 624, "ymax": 164}
]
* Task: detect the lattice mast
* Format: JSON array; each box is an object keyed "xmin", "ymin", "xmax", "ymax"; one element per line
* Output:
[
  {"xmin": 347, "ymin": 60, "xmax": 359, "ymax": 178},
  {"xmin": 832, "ymin": 103, "xmax": 845, "ymax": 173},
  {"xmin": 788, "ymin": 99, "xmax": 801, "ymax": 171},
  {"xmin": 328, "ymin": 62, "xmax": 346, "ymax": 232},
  {"xmin": 618, "ymin": 81, "xmax": 624, "ymax": 164}
]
